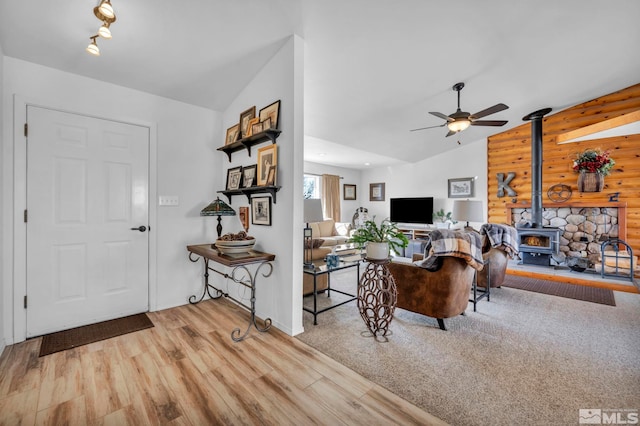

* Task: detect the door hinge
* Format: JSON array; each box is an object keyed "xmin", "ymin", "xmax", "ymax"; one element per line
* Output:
[
  {"xmin": 24, "ymin": 209, "xmax": 28, "ymax": 223},
  {"xmin": 24, "ymin": 123, "xmax": 28, "ymax": 137},
  {"xmin": 24, "ymin": 295, "xmax": 27, "ymax": 309}
]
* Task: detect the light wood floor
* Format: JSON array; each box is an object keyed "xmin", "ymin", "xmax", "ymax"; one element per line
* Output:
[{"xmin": 0, "ymin": 298, "xmax": 446, "ymax": 425}]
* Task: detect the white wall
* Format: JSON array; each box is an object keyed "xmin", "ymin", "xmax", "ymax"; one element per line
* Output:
[
  {"xmin": 304, "ymin": 161, "xmax": 362, "ymax": 223},
  {"xmin": 2, "ymin": 57, "xmax": 220, "ymax": 343},
  {"xmin": 221, "ymin": 36, "xmax": 304, "ymax": 336},
  {"xmin": 360, "ymin": 141, "xmax": 488, "ymax": 228}
]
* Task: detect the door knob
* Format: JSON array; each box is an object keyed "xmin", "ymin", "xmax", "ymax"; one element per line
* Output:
[{"xmin": 130, "ymin": 225, "xmax": 147, "ymax": 232}]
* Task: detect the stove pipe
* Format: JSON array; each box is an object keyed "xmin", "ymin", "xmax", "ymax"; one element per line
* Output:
[{"xmin": 522, "ymin": 107, "xmax": 552, "ymax": 228}]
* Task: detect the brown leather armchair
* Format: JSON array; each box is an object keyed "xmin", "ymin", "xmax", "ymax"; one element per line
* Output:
[
  {"xmin": 387, "ymin": 257, "xmax": 475, "ymax": 330},
  {"xmin": 477, "ymin": 245, "xmax": 509, "ymax": 288},
  {"xmin": 477, "ymin": 223, "xmax": 519, "ymax": 289}
]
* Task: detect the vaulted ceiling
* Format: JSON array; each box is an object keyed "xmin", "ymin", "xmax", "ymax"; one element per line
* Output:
[{"xmin": 1, "ymin": 1, "xmax": 639, "ymax": 169}]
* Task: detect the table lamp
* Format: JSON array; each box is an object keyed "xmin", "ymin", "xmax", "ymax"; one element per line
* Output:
[
  {"xmin": 304, "ymin": 199, "xmax": 324, "ymax": 268},
  {"xmin": 452, "ymin": 199, "xmax": 484, "ymax": 229},
  {"xmin": 200, "ymin": 197, "xmax": 236, "ymax": 239}
]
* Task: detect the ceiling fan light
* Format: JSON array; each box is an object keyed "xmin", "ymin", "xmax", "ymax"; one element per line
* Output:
[
  {"xmin": 447, "ymin": 119, "xmax": 470, "ymax": 133},
  {"xmin": 98, "ymin": 0, "xmax": 115, "ymax": 19},
  {"xmin": 98, "ymin": 22, "xmax": 112, "ymax": 39},
  {"xmin": 86, "ymin": 37, "xmax": 100, "ymax": 56}
]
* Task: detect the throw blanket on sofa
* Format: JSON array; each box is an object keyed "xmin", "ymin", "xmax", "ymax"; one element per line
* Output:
[
  {"xmin": 480, "ymin": 223, "xmax": 519, "ymax": 258},
  {"xmin": 417, "ymin": 229, "xmax": 484, "ymax": 272}
]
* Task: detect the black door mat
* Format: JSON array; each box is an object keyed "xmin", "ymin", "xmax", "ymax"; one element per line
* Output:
[
  {"xmin": 502, "ymin": 276, "xmax": 615, "ymax": 306},
  {"xmin": 39, "ymin": 313, "xmax": 154, "ymax": 357}
]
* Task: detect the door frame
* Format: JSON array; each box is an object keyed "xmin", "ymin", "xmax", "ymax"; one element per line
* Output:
[{"xmin": 10, "ymin": 95, "xmax": 158, "ymax": 344}]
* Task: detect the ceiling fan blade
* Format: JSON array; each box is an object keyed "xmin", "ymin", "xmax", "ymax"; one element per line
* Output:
[
  {"xmin": 469, "ymin": 103, "xmax": 509, "ymax": 120},
  {"xmin": 470, "ymin": 120, "xmax": 508, "ymax": 126},
  {"xmin": 429, "ymin": 111, "xmax": 454, "ymax": 122},
  {"xmin": 410, "ymin": 123, "xmax": 446, "ymax": 132},
  {"xmin": 445, "ymin": 130, "xmax": 457, "ymax": 137}
]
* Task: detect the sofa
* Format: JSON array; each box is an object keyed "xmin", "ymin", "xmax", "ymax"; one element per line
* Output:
[{"xmin": 307, "ymin": 219, "xmax": 352, "ymax": 247}]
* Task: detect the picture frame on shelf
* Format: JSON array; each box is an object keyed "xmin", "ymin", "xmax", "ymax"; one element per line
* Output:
[
  {"xmin": 226, "ymin": 166, "xmax": 243, "ymax": 191},
  {"xmin": 266, "ymin": 165, "xmax": 277, "ymax": 186},
  {"xmin": 242, "ymin": 164, "xmax": 257, "ymax": 188},
  {"xmin": 251, "ymin": 120, "xmax": 263, "ymax": 137},
  {"xmin": 369, "ymin": 182, "xmax": 385, "ymax": 201},
  {"xmin": 448, "ymin": 177, "xmax": 475, "ymax": 198},
  {"xmin": 239, "ymin": 106, "xmax": 256, "ymax": 138},
  {"xmin": 344, "ymin": 184, "xmax": 356, "ymax": 200},
  {"xmin": 259, "ymin": 100, "xmax": 280, "ymax": 130},
  {"xmin": 261, "ymin": 117, "xmax": 272, "ymax": 131},
  {"xmin": 251, "ymin": 196, "xmax": 272, "ymax": 226},
  {"xmin": 239, "ymin": 206, "xmax": 250, "ymax": 232},
  {"xmin": 225, "ymin": 124, "xmax": 240, "ymax": 145},
  {"xmin": 245, "ymin": 117, "xmax": 260, "ymax": 137},
  {"xmin": 257, "ymin": 144, "xmax": 277, "ymax": 186}
]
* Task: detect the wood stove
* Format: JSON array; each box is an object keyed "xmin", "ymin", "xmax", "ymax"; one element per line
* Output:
[
  {"xmin": 517, "ymin": 227, "xmax": 560, "ymax": 266},
  {"xmin": 519, "ymin": 107, "xmax": 560, "ymax": 267}
]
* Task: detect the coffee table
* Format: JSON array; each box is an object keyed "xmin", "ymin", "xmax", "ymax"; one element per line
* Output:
[{"xmin": 303, "ymin": 255, "xmax": 362, "ymax": 325}]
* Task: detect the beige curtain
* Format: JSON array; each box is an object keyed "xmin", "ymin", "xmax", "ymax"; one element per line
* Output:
[{"xmin": 321, "ymin": 174, "xmax": 341, "ymax": 222}]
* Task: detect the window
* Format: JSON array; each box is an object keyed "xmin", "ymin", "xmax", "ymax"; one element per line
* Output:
[{"xmin": 303, "ymin": 174, "xmax": 320, "ymax": 199}]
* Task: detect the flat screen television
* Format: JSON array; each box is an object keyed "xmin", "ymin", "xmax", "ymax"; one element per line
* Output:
[{"xmin": 389, "ymin": 197, "xmax": 434, "ymax": 224}]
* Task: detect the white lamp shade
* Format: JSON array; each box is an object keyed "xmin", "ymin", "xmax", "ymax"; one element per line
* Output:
[
  {"xmin": 447, "ymin": 119, "xmax": 471, "ymax": 133},
  {"xmin": 304, "ymin": 199, "xmax": 324, "ymax": 223},
  {"xmin": 452, "ymin": 200, "xmax": 483, "ymax": 223},
  {"xmin": 86, "ymin": 41, "xmax": 100, "ymax": 56},
  {"xmin": 98, "ymin": 1, "xmax": 115, "ymax": 19},
  {"xmin": 98, "ymin": 23, "xmax": 112, "ymax": 39}
]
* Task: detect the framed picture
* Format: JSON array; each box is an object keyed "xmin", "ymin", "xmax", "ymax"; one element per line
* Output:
[
  {"xmin": 246, "ymin": 117, "xmax": 260, "ymax": 137},
  {"xmin": 261, "ymin": 117, "xmax": 272, "ymax": 131},
  {"xmin": 239, "ymin": 106, "xmax": 256, "ymax": 138},
  {"xmin": 225, "ymin": 124, "xmax": 240, "ymax": 145},
  {"xmin": 242, "ymin": 164, "xmax": 257, "ymax": 188},
  {"xmin": 448, "ymin": 177, "xmax": 475, "ymax": 198},
  {"xmin": 369, "ymin": 182, "xmax": 385, "ymax": 201},
  {"xmin": 251, "ymin": 196, "xmax": 272, "ymax": 226},
  {"xmin": 238, "ymin": 206, "xmax": 249, "ymax": 232},
  {"xmin": 344, "ymin": 184, "xmax": 356, "ymax": 200},
  {"xmin": 251, "ymin": 120, "xmax": 263, "ymax": 136},
  {"xmin": 266, "ymin": 165, "xmax": 277, "ymax": 186},
  {"xmin": 259, "ymin": 100, "xmax": 280, "ymax": 130},
  {"xmin": 257, "ymin": 144, "xmax": 277, "ymax": 186},
  {"xmin": 226, "ymin": 166, "xmax": 243, "ymax": 191}
]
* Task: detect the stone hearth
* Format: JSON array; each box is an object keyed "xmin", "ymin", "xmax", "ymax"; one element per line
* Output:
[{"xmin": 508, "ymin": 204, "xmax": 624, "ymax": 267}]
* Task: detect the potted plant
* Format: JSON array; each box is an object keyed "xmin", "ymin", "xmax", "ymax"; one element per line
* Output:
[
  {"xmin": 433, "ymin": 208, "xmax": 457, "ymax": 229},
  {"xmin": 349, "ymin": 218, "xmax": 409, "ymax": 260}
]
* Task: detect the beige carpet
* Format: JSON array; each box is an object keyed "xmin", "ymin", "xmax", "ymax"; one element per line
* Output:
[{"xmin": 298, "ymin": 268, "xmax": 640, "ymax": 426}]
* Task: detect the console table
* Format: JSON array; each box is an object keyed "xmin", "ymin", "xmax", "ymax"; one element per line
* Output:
[{"xmin": 187, "ymin": 244, "xmax": 275, "ymax": 341}]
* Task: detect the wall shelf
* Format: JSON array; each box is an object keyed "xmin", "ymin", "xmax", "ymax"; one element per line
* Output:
[
  {"xmin": 218, "ymin": 185, "xmax": 281, "ymax": 204},
  {"xmin": 217, "ymin": 129, "xmax": 281, "ymax": 161}
]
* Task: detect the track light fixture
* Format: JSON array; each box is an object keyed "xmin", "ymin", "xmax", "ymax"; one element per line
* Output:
[
  {"xmin": 86, "ymin": 36, "xmax": 100, "ymax": 56},
  {"xmin": 87, "ymin": 0, "xmax": 116, "ymax": 55}
]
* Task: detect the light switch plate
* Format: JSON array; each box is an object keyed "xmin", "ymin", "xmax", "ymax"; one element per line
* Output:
[{"xmin": 159, "ymin": 196, "xmax": 179, "ymax": 206}]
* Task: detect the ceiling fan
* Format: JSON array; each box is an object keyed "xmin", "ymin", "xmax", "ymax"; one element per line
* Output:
[{"xmin": 411, "ymin": 82, "xmax": 509, "ymax": 137}]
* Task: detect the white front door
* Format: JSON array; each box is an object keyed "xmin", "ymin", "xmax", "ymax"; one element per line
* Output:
[{"xmin": 26, "ymin": 106, "xmax": 150, "ymax": 337}]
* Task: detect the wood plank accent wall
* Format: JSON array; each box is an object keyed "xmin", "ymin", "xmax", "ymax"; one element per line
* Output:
[{"xmin": 487, "ymin": 82, "xmax": 640, "ymax": 252}]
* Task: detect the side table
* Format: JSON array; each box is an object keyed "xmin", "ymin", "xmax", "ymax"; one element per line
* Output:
[
  {"xmin": 357, "ymin": 258, "xmax": 397, "ymax": 339},
  {"xmin": 187, "ymin": 244, "xmax": 275, "ymax": 342}
]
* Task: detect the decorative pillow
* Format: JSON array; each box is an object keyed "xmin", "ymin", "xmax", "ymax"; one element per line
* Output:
[{"xmin": 304, "ymin": 238, "xmax": 325, "ymax": 249}]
